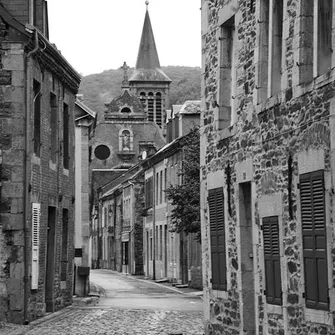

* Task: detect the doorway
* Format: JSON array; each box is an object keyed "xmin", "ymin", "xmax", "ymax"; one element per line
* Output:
[
  {"xmin": 45, "ymin": 206, "xmax": 56, "ymax": 312},
  {"xmin": 239, "ymin": 182, "xmax": 255, "ymax": 334}
]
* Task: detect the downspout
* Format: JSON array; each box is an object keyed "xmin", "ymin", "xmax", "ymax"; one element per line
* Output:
[
  {"xmin": 152, "ymin": 166, "xmax": 156, "ymax": 280},
  {"xmin": 24, "ymin": 29, "xmax": 39, "ymax": 324}
]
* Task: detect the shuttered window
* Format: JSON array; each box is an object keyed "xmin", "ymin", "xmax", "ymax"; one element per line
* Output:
[
  {"xmin": 300, "ymin": 170, "xmax": 329, "ymax": 310},
  {"xmin": 31, "ymin": 202, "xmax": 41, "ymax": 290},
  {"xmin": 263, "ymin": 216, "xmax": 282, "ymax": 305},
  {"xmin": 145, "ymin": 177, "xmax": 153, "ymax": 208},
  {"xmin": 208, "ymin": 187, "xmax": 226, "ymax": 290}
]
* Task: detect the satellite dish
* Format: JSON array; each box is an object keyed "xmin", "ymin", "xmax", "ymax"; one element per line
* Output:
[{"xmin": 141, "ymin": 150, "xmax": 147, "ymax": 159}]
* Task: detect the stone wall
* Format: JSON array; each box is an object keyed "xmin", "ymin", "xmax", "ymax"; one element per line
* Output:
[{"xmin": 201, "ymin": 0, "xmax": 335, "ymax": 334}]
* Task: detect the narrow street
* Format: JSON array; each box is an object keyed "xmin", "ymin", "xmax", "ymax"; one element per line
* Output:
[{"xmin": 3, "ymin": 270, "xmax": 204, "ymax": 335}]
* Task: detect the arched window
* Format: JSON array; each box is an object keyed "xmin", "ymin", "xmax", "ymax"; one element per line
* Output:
[
  {"xmin": 121, "ymin": 107, "xmax": 131, "ymax": 113},
  {"xmin": 140, "ymin": 92, "xmax": 146, "ymax": 109},
  {"xmin": 147, "ymin": 92, "xmax": 154, "ymax": 122},
  {"xmin": 119, "ymin": 129, "xmax": 133, "ymax": 151},
  {"xmin": 156, "ymin": 92, "xmax": 162, "ymax": 126}
]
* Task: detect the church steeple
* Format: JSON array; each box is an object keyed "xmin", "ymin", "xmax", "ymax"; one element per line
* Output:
[
  {"xmin": 129, "ymin": 1, "xmax": 171, "ymax": 135},
  {"xmin": 129, "ymin": 2, "xmax": 171, "ymax": 82}
]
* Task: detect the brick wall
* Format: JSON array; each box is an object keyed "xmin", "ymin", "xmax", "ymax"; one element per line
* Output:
[{"xmin": 0, "ymin": 34, "xmax": 77, "ymax": 322}]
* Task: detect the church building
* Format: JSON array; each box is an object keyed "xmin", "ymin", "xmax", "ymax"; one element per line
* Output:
[{"xmin": 90, "ymin": 2, "xmax": 171, "ymax": 270}]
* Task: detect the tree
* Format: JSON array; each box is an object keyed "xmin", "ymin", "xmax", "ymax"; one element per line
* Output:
[{"xmin": 165, "ymin": 127, "xmax": 201, "ymax": 241}]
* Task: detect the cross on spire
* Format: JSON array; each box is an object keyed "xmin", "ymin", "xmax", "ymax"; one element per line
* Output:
[{"xmin": 145, "ymin": 0, "xmax": 149, "ymax": 10}]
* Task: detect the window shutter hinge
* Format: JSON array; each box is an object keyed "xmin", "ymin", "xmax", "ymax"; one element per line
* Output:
[
  {"xmin": 302, "ymin": 292, "xmax": 306, "ymax": 298},
  {"xmin": 264, "ymin": 290, "xmax": 267, "ymax": 296},
  {"xmin": 260, "ymin": 225, "xmax": 263, "ymax": 231},
  {"xmin": 297, "ymin": 183, "xmax": 300, "ymax": 189}
]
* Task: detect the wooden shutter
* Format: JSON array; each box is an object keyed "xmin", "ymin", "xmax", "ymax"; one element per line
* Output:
[
  {"xmin": 31, "ymin": 202, "xmax": 41, "ymax": 290},
  {"xmin": 300, "ymin": 170, "xmax": 328, "ymax": 310},
  {"xmin": 263, "ymin": 216, "xmax": 282, "ymax": 305},
  {"xmin": 208, "ymin": 187, "xmax": 226, "ymax": 290}
]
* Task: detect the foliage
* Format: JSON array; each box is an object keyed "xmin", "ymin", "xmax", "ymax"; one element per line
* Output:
[
  {"xmin": 78, "ymin": 66, "xmax": 201, "ymax": 114},
  {"xmin": 165, "ymin": 127, "xmax": 201, "ymax": 241}
]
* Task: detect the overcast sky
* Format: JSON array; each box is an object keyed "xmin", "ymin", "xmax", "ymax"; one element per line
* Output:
[{"xmin": 47, "ymin": 0, "xmax": 201, "ymax": 76}]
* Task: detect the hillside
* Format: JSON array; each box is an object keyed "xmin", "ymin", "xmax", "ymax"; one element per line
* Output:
[{"xmin": 78, "ymin": 66, "xmax": 201, "ymax": 114}]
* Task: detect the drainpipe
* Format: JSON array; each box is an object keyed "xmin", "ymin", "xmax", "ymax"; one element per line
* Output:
[
  {"xmin": 24, "ymin": 29, "xmax": 40, "ymax": 324},
  {"xmin": 152, "ymin": 166, "xmax": 156, "ymax": 280}
]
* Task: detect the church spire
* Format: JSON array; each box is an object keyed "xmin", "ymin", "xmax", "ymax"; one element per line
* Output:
[
  {"xmin": 129, "ymin": 3, "xmax": 171, "ymax": 82},
  {"xmin": 135, "ymin": 4, "xmax": 160, "ymax": 69}
]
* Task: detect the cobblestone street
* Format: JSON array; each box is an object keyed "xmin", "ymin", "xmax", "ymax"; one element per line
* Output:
[
  {"xmin": 1, "ymin": 270, "xmax": 204, "ymax": 335},
  {"xmin": 2, "ymin": 307, "xmax": 203, "ymax": 335}
]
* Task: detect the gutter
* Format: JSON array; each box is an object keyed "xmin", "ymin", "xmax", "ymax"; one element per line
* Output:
[{"xmin": 23, "ymin": 28, "xmax": 40, "ymax": 325}]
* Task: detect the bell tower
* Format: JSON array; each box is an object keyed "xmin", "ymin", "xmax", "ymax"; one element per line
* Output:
[{"xmin": 129, "ymin": 1, "xmax": 171, "ymax": 134}]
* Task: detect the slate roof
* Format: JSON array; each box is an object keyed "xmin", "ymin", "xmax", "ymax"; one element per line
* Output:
[{"xmin": 129, "ymin": 9, "xmax": 171, "ymax": 83}]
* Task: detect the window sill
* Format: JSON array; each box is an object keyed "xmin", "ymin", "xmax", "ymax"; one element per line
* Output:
[
  {"xmin": 31, "ymin": 154, "xmax": 41, "ymax": 165},
  {"xmin": 49, "ymin": 161, "xmax": 56, "ymax": 171},
  {"xmin": 266, "ymin": 303, "xmax": 282, "ymax": 315},
  {"xmin": 211, "ymin": 289, "xmax": 228, "ymax": 300},
  {"xmin": 305, "ymin": 308, "xmax": 333, "ymax": 326}
]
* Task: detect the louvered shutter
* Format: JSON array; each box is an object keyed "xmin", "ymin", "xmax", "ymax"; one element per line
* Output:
[
  {"xmin": 263, "ymin": 216, "xmax": 282, "ymax": 305},
  {"xmin": 208, "ymin": 187, "xmax": 226, "ymax": 290},
  {"xmin": 31, "ymin": 203, "xmax": 41, "ymax": 290},
  {"xmin": 300, "ymin": 170, "xmax": 328, "ymax": 310}
]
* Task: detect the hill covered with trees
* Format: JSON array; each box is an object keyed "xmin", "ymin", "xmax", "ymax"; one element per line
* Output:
[{"xmin": 78, "ymin": 66, "xmax": 201, "ymax": 114}]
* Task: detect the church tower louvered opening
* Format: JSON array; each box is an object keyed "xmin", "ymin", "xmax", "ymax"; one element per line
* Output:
[{"xmin": 129, "ymin": 2, "xmax": 171, "ymax": 134}]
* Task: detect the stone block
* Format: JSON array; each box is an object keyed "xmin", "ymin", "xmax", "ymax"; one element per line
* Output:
[
  {"xmin": 9, "ymin": 291, "xmax": 24, "ymax": 311},
  {"xmin": 8, "ymin": 213, "xmax": 24, "ymax": 230},
  {"xmin": 11, "ymin": 70, "xmax": 25, "ymax": 86},
  {"xmin": 0, "ymin": 70, "xmax": 11, "ymax": 85},
  {"xmin": 8, "ymin": 278, "xmax": 23, "ymax": 295},
  {"xmin": 10, "ymin": 262, "xmax": 24, "ymax": 279},
  {"xmin": 2, "ymin": 54, "xmax": 24, "ymax": 71}
]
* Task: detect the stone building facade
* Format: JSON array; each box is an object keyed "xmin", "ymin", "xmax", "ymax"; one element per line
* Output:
[
  {"xmin": 143, "ymin": 101, "xmax": 202, "ymax": 288},
  {"xmin": 201, "ymin": 0, "xmax": 335, "ymax": 334},
  {"xmin": 0, "ymin": 0, "xmax": 80, "ymax": 324},
  {"xmin": 97, "ymin": 165, "xmax": 145, "ymax": 274}
]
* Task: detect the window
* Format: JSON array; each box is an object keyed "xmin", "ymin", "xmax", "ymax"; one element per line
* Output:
[
  {"xmin": 300, "ymin": 170, "xmax": 328, "ymax": 310},
  {"xmin": 156, "ymin": 172, "xmax": 159, "ymax": 205},
  {"xmin": 50, "ymin": 93, "xmax": 57, "ymax": 163},
  {"xmin": 315, "ymin": 0, "xmax": 332, "ymax": 76},
  {"xmin": 122, "ymin": 242, "xmax": 128, "ymax": 265},
  {"xmin": 269, "ymin": 0, "xmax": 283, "ymax": 96},
  {"xmin": 145, "ymin": 177, "xmax": 153, "ymax": 208},
  {"xmin": 156, "ymin": 92, "xmax": 162, "ymax": 126},
  {"xmin": 218, "ymin": 16, "xmax": 236, "ymax": 128},
  {"xmin": 31, "ymin": 202, "xmax": 41, "ymax": 289},
  {"xmin": 63, "ymin": 103, "xmax": 69, "ymax": 169},
  {"xmin": 262, "ymin": 216, "xmax": 282, "ymax": 305},
  {"xmin": 208, "ymin": 187, "xmax": 226, "ymax": 290},
  {"xmin": 159, "ymin": 225, "xmax": 163, "ymax": 261},
  {"xmin": 33, "ymin": 80, "xmax": 41, "ymax": 156},
  {"xmin": 148, "ymin": 92, "xmax": 154, "ymax": 121},
  {"xmin": 258, "ymin": 0, "xmax": 283, "ymax": 99},
  {"xmin": 160, "ymin": 171, "xmax": 163, "ymax": 204}
]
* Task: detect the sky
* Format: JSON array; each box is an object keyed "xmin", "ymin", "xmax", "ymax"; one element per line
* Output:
[{"xmin": 47, "ymin": 0, "xmax": 202, "ymax": 76}]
